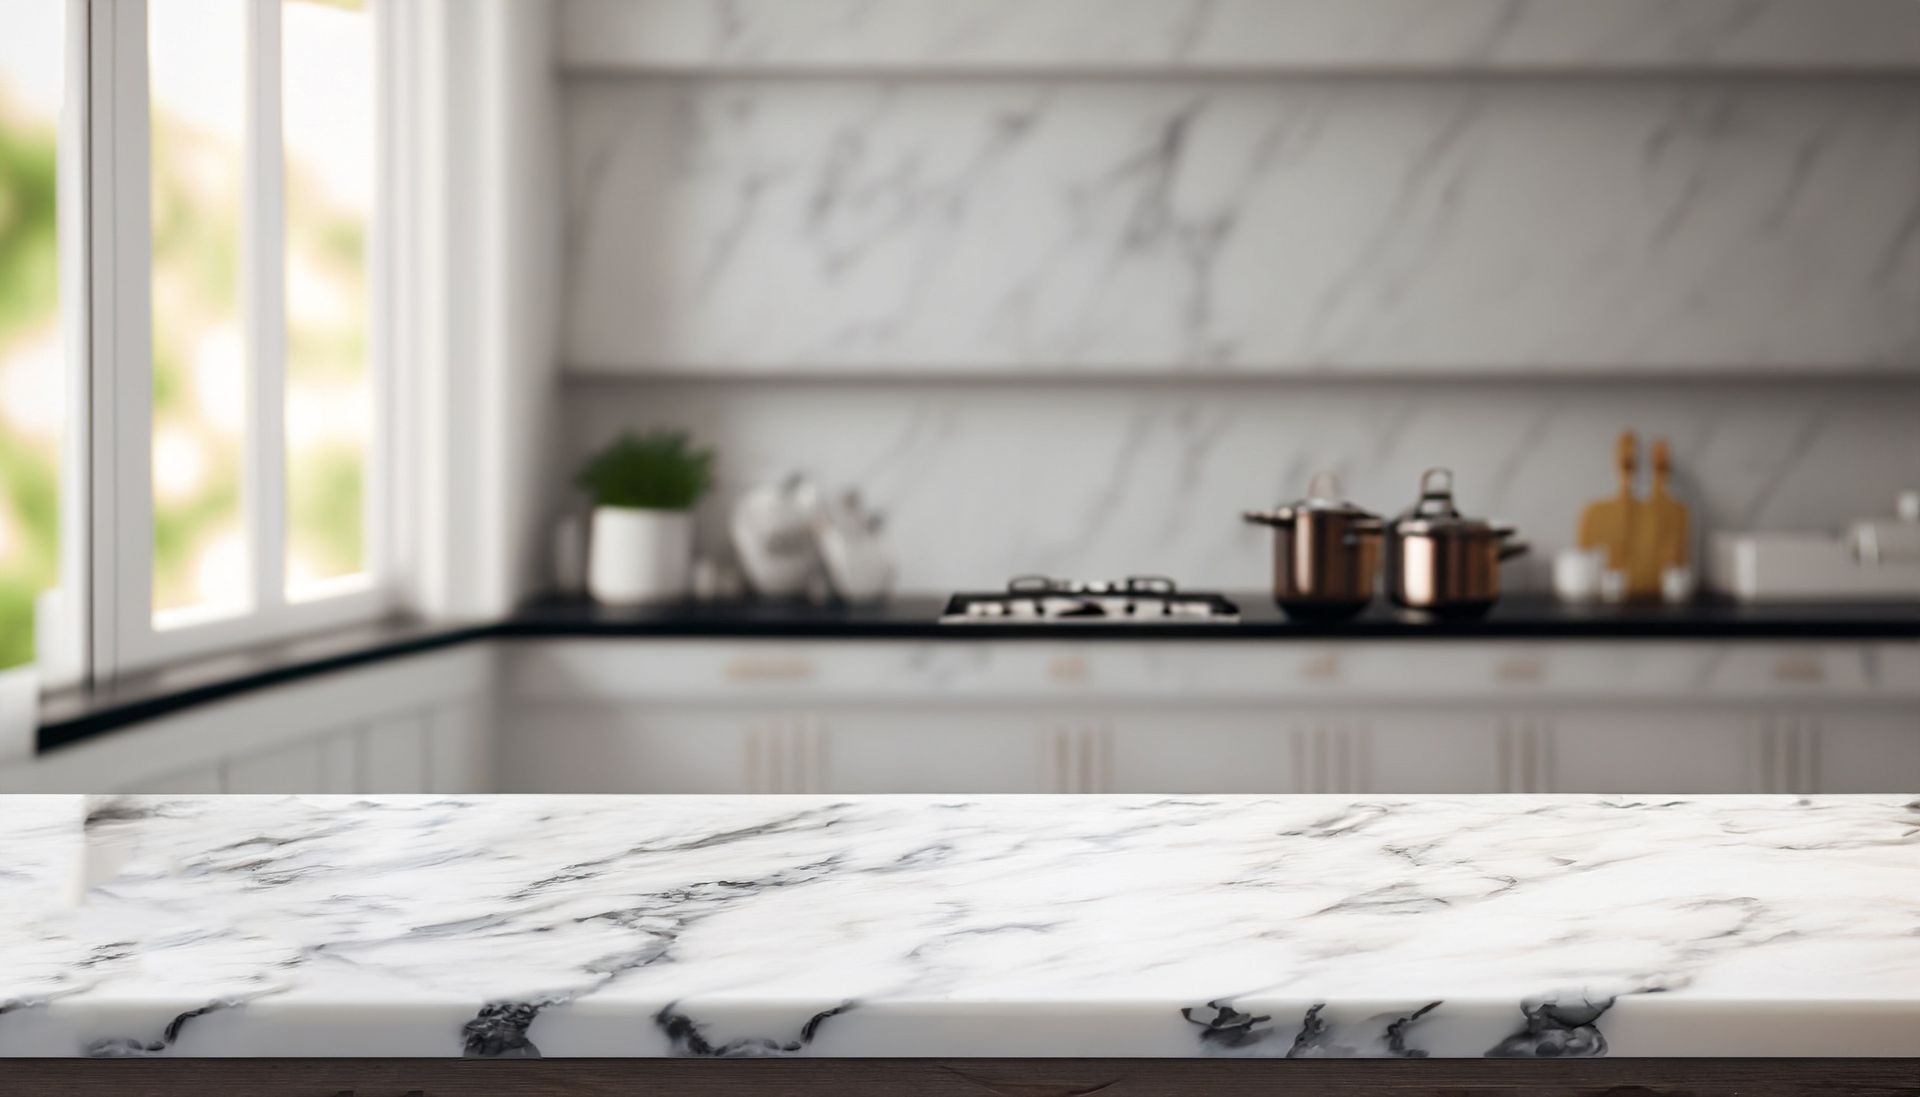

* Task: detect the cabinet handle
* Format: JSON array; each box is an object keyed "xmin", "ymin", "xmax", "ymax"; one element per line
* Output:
[
  {"xmin": 1302, "ymin": 652, "xmax": 1341, "ymax": 682},
  {"xmin": 1048, "ymin": 655, "xmax": 1089, "ymax": 684},
  {"xmin": 1771, "ymin": 655, "xmax": 1824, "ymax": 684},
  {"xmin": 1495, "ymin": 656, "xmax": 1545, "ymax": 684}
]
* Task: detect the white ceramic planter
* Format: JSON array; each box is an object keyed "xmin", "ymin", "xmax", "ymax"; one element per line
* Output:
[
  {"xmin": 0, "ymin": 663, "xmax": 37, "ymax": 765},
  {"xmin": 588, "ymin": 506, "xmax": 694, "ymax": 604}
]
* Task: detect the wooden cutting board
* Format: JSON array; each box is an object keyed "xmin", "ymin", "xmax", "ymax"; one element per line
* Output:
[
  {"xmin": 1577, "ymin": 432, "xmax": 1689, "ymax": 600},
  {"xmin": 1645, "ymin": 437, "xmax": 1691, "ymax": 571},
  {"xmin": 1577, "ymin": 431, "xmax": 1641, "ymax": 583}
]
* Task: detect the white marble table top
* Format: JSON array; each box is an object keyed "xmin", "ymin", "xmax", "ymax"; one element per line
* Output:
[{"xmin": 3, "ymin": 793, "xmax": 1918, "ymax": 1058}]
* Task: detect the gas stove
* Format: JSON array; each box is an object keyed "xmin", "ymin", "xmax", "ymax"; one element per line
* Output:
[{"xmin": 939, "ymin": 576, "xmax": 1240, "ymax": 624}]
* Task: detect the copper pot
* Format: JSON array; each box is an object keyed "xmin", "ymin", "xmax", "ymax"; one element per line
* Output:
[
  {"xmin": 1243, "ymin": 472, "xmax": 1384, "ymax": 619},
  {"xmin": 1385, "ymin": 468, "xmax": 1528, "ymax": 616}
]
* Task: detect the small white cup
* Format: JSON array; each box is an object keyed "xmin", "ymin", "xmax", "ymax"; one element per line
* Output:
[
  {"xmin": 1661, "ymin": 565, "xmax": 1697, "ymax": 605},
  {"xmin": 1553, "ymin": 549, "xmax": 1606, "ymax": 603},
  {"xmin": 1598, "ymin": 568, "xmax": 1630, "ymax": 604}
]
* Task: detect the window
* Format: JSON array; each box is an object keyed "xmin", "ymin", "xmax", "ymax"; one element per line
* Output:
[{"xmin": 89, "ymin": 0, "xmax": 394, "ymax": 676}]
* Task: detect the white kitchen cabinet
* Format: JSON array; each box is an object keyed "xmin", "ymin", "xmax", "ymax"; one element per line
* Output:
[
  {"xmin": 1809, "ymin": 709, "xmax": 1920, "ymax": 794},
  {"xmin": 359, "ymin": 715, "xmax": 431, "ymax": 793},
  {"xmin": 124, "ymin": 764, "xmax": 226, "ymax": 794},
  {"xmin": 498, "ymin": 639, "xmax": 1920, "ymax": 797},
  {"xmin": 825, "ymin": 709, "xmax": 1056, "ymax": 793},
  {"xmin": 1, "ymin": 648, "xmax": 496, "ymax": 794},
  {"xmin": 505, "ymin": 703, "xmax": 1057, "ymax": 794},
  {"xmin": 224, "ymin": 739, "xmax": 329, "ymax": 793},
  {"xmin": 1538, "ymin": 709, "xmax": 1760, "ymax": 794},
  {"xmin": 504, "ymin": 704, "xmax": 766, "ymax": 793},
  {"xmin": 1107, "ymin": 713, "xmax": 1290, "ymax": 794},
  {"xmin": 427, "ymin": 702, "xmax": 495, "ymax": 793},
  {"xmin": 317, "ymin": 730, "xmax": 359, "ymax": 792},
  {"xmin": 19, "ymin": 639, "xmax": 1919, "ymax": 798}
]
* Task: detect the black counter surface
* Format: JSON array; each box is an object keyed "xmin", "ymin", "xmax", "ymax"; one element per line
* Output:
[
  {"xmin": 35, "ymin": 593, "xmax": 1920, "ymax": 752},
  {"xmin": 501, "ymin": 592, "xmax": 1920, "ymax": 641}
]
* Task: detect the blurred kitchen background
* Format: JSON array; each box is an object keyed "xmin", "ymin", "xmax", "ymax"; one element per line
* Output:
[{"xmin": 2, "ymin": 0, "xmax": 1917, "ymax": 797}]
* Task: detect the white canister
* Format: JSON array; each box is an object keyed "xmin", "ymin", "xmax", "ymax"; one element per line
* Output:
[
  {"xmin": 588, "ymin": 507, "xmax": 694, "ymax": 605},
  {"xmin": 0, "ymin": 663, "xmax": 37, "ymax": 765}
]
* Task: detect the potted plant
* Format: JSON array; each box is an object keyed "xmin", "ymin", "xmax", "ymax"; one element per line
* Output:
[
  {"xmin": 0, "ymin": 592, "xmax": 35, "ymax": 764},
  {"xmin": 575, "ymin": 429, "xmax": 715, "ymax": 604}
]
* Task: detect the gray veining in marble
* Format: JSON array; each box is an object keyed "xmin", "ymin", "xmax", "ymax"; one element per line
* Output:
[
  {"xmin": 564, "ymin": 77, "xmax": 1920, "ymax": 373},
  {"xmin": 4, "ymin": 794, "xmax": 1920, "ymax": 1058}
]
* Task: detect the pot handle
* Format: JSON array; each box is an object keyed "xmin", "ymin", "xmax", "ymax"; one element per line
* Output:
[
  {"xmin": 1498, "ymin": 539, "xmax": 1531, "ymax": 562},
  {"xmin": 1341, "ymin": 517, "xmax": 1386, "ymax": 545},
  {"xmin": 1243, "ymin": 509, "xmax": 1295, "ymax": 528}
]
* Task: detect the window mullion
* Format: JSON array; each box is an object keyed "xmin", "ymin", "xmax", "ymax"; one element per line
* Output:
[
  {"xmin": 246, "ymin": 0, "xmax": 287, "ymax": 621},
  {"xmin": 369, "ymin": 0, "xmax": 396, "ymax": 601},
  {"xmin": 92, "ymin": 0, "xmax": 155, "ymax": 682}
]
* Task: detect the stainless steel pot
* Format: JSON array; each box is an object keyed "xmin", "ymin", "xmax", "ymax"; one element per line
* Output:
[
  {"xmin": 1243, "ymin": 472, "xmax": 1385, "ymax": 619},
  {"xmin": 1385, "ymin": 468, "xmax": 1528, "ymax": 616}
]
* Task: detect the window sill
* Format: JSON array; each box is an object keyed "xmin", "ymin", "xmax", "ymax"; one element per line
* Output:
[{"xmin": 36, "ymin": 616, "xmax": 495, "ymax": 752}]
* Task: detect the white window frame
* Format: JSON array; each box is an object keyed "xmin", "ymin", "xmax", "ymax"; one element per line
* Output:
[
  {"xmin": 82, "ymin": 0, "xmax": 401, "ymax": 679},
  {"xmin": 32, "ymin": 0, "xmax": 95, "ymax": 692}
]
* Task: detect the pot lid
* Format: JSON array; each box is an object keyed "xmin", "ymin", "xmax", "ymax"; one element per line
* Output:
[
  {"xmin": 1253, "ymin": 471, "xmax": 1381, "ymax": 523},
  {"xmin": 1392, "ymin": 468, "xmax": 1517, "ymax": 537}
]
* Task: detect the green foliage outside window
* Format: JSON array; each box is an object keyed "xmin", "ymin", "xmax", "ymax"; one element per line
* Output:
[{"xmin": 0, "ymin": 91, "xmax": 59, "ymax": 670}]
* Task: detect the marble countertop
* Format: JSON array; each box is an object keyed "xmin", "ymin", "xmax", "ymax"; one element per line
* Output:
[{"xmin": 4, "ymin": 793, "xmax": 1919, "ymax": 1059}]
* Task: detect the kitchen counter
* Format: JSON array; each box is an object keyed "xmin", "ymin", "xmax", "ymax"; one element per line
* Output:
[
  {"xmin": 42, "ymin": 594, "xmax": 1920, "ymax": 753},
  {"xmin": 506, "ymin": 592, "xmax": 1920, "ymax": 640},
  {"xmin": 6, "ymin": 792, "xmax": 1920, "ymax": 1059}
]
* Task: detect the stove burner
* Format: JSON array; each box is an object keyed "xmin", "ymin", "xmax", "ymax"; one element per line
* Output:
[{"xmin": 939, "ymin": 577, "xmax": 1239, "ymax": 624}]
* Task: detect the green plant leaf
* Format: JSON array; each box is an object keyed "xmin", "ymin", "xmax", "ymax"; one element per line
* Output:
[{"xmin": 574, "ymin": 430, "xmax": 715, "ymax": 511}]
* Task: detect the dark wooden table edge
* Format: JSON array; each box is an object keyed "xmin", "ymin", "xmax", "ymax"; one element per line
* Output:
[{"xmin": 4, "ymin": 1056, "xmax": 1919, "ymax": 1096}]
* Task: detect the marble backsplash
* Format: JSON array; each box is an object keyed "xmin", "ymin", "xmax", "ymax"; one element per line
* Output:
[
  {"xmin": 559, "ymin": 377, "xmax": 1920, "ymax": 594},
  {"xmin": 553, "ymin": 11, "xmax": 1920, "ymax": 595},
  {"xmin": 565, "ymin": 75, "xmax": 1920, "ymax": 374}
]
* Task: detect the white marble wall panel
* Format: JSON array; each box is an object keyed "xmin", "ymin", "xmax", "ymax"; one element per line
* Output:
[
  {"xmin": 560, "ymin": 0, "xmax": 1920, "ymax": 73},
  {"xmin": 559, "ymin": 378, "xmax": 1920, "ymax": 593},
  {"xmin": 565, "ymin": 77, "xmax": 1920, "ymax": 374}
]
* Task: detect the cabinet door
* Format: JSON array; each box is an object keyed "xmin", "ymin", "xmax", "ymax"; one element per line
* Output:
[
  {"xmin": 1811, "ymin": 711, "xmax": 1920, "ymax": 793},
  {"xmin": 1108, "ymin": 710, "xmax": 1295, "ymax": 793},
  {"xmin": 124, "ymin": 764, "xmax": 226, "ymax": 794},
  {"xmin": 223, "ymin": 738, "xmax": 326, "ymax": 793},
  {"xmin": 1366, "ymin": 712, "xmax": 1507, "ymax": 793},
  {"xmin": 360, "ymin": 715, "xmax": 431, "ymax": 793},
  {"xmin": 825, "ymin": 707, "xmax": 1054, "ymax": 793},
  {"xmin": 1543, "ymin": 709, "xmax": 1760, "ymax": 794},
  {"xmin": 506, "ymin": 703, "xmax": 1060, "ymax": 794},
  {"xmin": 1108, "ymin": 708, "xmax": 1506, "ymax": 795},
  {"xmin": 503, "ymin": 705, "xmax": 759, "ymax": 793}
]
